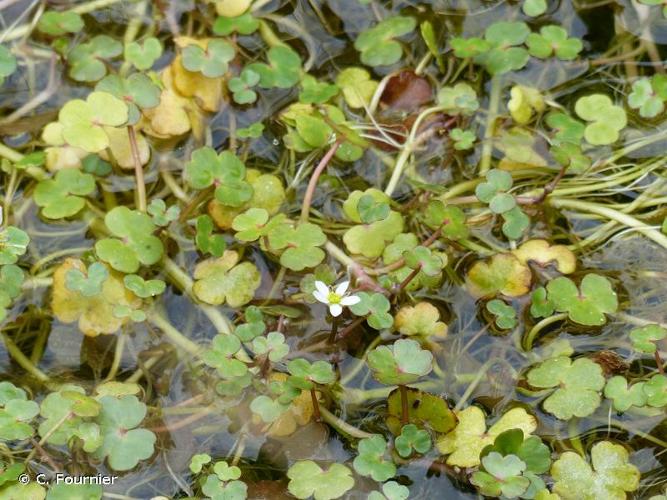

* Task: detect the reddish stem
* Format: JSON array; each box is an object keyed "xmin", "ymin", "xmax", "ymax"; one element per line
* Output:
[
  {"xmin": 654, "ymin": 350, "xmax": 665, "ymax": 374},
  {"xmin": 399, "ymin": 384, "xmax": 409, "ymax": 426},
  {"xmin": 310, "ymin": 388, "xmax": 321, "ymax": 421},
  {"xmin": 300, "ymin": 140, "xmax": 342, "ymax": 223}
]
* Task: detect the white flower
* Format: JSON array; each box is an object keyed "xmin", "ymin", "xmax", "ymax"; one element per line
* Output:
[{"xmin": 312, "ymin": 280, "xmax": 361, "ymax": 317}]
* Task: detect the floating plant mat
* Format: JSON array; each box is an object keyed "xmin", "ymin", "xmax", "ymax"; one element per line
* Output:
[{"xmin": 0, "ymin": 0, "xmax": 667, "ymax": 498}]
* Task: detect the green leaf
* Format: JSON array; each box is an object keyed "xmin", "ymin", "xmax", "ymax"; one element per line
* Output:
[
  {"xmin": 437, "ymin": 406, "xmax": 537, "ymax": 467},
  {"xmin": 575, "ymin": 94, "xmax": 627, "ymax": 145},
  {"xmin": 354, "ymin": 16, "xmax": 416, "ymax": 66},
  {"xmin": 422, "ymin": 201, "xmax": 469, "ymax": 240},
  {"xmin": 386, "ymin": 388, "xmax": 456, "ymax": 435},
  {"xmin": 34, "ymin": 169, "xmax": 96, "ymax": 219},
  {"xmin": 124, "ymin": 37, "xmax": 162, "ymax": 70},
  {"xmin": 95, "ymin": 73, "xmax": 160, "ymax": 125},
  {"xmin": 349, "ymin": 292, "xmax": 393, "ymax": 329},
  {"xmin": 299, "ymin": 75, "xmax": 339, "ymax": 104},
  {"xmin": 450, "ymin": 128, "xmax": 476, "ymax": 150},
  {"xmin": 269, "ymin": 222, "xmax": 326, "ymax": 271},
  {"xmin": 546, "ymin": 274, "xmax": 617, "ymax": 326},
  {"xmin": 604, "ymin": 376, "xmax": 647, "ymax": 412},
  {"xmin": 436, "ymin": 83, "xmax": 479, "ymax": 115},
  {"xmin": 147, "ymin": 199, "xmax": 180, "ymax": 227},
  {"xmin": 213, "ymin": 12, "xmax": 259, "ymax": 35},
  {"xmin": 57, "ymin": 91, "xmax": 129, "ymax": 151},
  {"xmin": 65, "ymin": 262, "xmax": 109, "ymax": 297},
  {"xmin": 193, "ymin": 251, "xmax": 261, "ymax": 307},
  {"xmin": 123, "ymin": 275, "xmax": 165, "ymax": 298},
  {"xmin": 487, "ymin": 299, "xmax": 517, "ymax": 329},
  {"xmin": 93, "ymin": 395, "xmax": 156, "ymax": 471},
  {"xmin": 530, "ymin": 287, "xmax": 555, "ymax": 318},
  {"xmin": 527, "ymin": 356, "xmax": 605, "ymax": 419},
  {"xmin": 0, "ymin": 227, "xmax": 29, "ymax": 265},
  {"xmin": 203, "ymin": 334, "xmax": 247, "ymax": 379},
  {"xmin": 526, "ymin": 26, "xmax": 583, "ymax": 60},
  {"xmin": 68, "ymin": 35, "xmax": 122, "ymax": 82},
  {"xmin": 246, "ymin": 45, "xmax": 302, "ymax": 89},
  {"xmin": 182, "ymin": 39, "xmax": 235, "ymax": 78},
  {"xmin": 228, "ymin": 68, "xmax": 259, "ymax": 104},
  {"xmin": 287, "ymin": 359, "xmax": 335, "ymax": 390},
  {"xmin": 502, "ymin": 206, "xmax": 530, "ymax": 240},
  {"xmin": 629, "ymin": 324, "xmax": 667, "ymax": 354},
  {"xmin": 196, "ymin": 215, "xmax": 226, "ymax": 257},
  {"xmin": 95, "ymin": 207, "xmax": 163, "ymax": 273},
  {"xmin": 476, "ymin": 169, "xmax": 515, "ymax": 214},
  {"xmin": 189, "ymin": 453, "xmax": 212, "ymax": 473},
  {"xmin": 287, "ymin": 461, "xmax": 355, "ymax": 500},
  {"xmin": 472, "ymin": 452, "xmax": 530, "ymax": 498},
  {"xmin": 185, "ymin": 147, "xmax": 253, "ymax": 207},
  {"xmin": 551, "ymin": 441, "xmax": 640, "ymax": 499},
  {"xmin": 523, "ymin": 0, "xmax": 547, "ymax": 16},
  {"xmin": 38, "ymin": 11, "xmax": 84, "ymax": 36},
  {"xmin": 394, "ymin": 423, "xmax": 432, "ymax": 457},
  {"xmin": 465, "ymin": 253, "xmax": 532, "ymax": 298},
  {"xmin": 352, "ymin": 435, "xmax": 396, "ymax": 481},
  {"xmin": 367, "ymin": 338, "xmax": 433, "ymax": 385},
  {"xmin": 643, "ymin": 374, "xmax": 667, "ymax": 407}
]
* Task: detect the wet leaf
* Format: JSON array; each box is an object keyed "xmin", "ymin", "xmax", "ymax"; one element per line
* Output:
[
  {"xmin": 95, "ymin": 207, "xmax": 164, "ymax": 273},
  {"xmin": 246, "ymin": 45, "xmax": 302, "ymax": 89},
  {"xmin": 287, "ymin": 461, "xmax": 354, "ymax": 500},
  {"xmin": 629, "ymin": 324, "xmax": 667, "ymax": 353},
  {"xmin": 380, "ymin": 70, "xmax": 432, "ymax": 111},
  {"xmin": 546, "ymin": 274, "xmax": 617, "ymax": 326},
  {"xmin": 34, "ymin": 169, "xmax": 95, "ymax": 219},
  {"xmin": 551, "ymin": 441, "xmax": 640, "ymax": 499},
  {"xmin": 527, "ymin": 356, "xmax": 605, "ymax": 419},
  {"xmin": 395, "ymin": 423, "xmax": 431, "ymax": 457},
  {"xmin": 93, "ymin": 395, "xmax": 156, "ymax": 471},
  {"xmin": 367, "ymin": 338, "xmax": 433, "ymax": 385},
  {"xmin": 354, "ymin": 16, "xmax": 417, "ymax": 66},
  {"xmin": 437, "ymin": 406, "xmax": 537, "ymax": 467},
  {"xmin": 335, "ymin": 68, "xmax": 377, "ymax": 109},
  {"xmin": 386, "ymin": 388, "xmax": 456, "ymax": 435},
  {"xmin": 0, "ymin": 227, "xmax": 29, "ymax": 265},
  {"xmin": 575, "ymin": 95, "xmax": 627, "ymax": 145},
  {"xmin": 394, "ymin": 302, "xmax": 447, "ymax": 338},
  {"xmin": 193, "ymin": 251, "xmax": 261, "ymax": 307},
  {"xmin": 38, "ymin": 11, "xmax": 84, "ymax": 36},
  {"xmin": 526, "ymin": 26, "xmax": 583, "ymax": 60},
  {"xmin": 52, "ymin": 259, "xmax": 139, "ymax": 336},
  {"xmin": 352, "ymin": 435, "xmax": 396, "ymax": 481},
  {"xmin": 604, "ymin": 376, "xmax": 647, "ymax": 412},
  {"xmin": 124, "ymin": 37, "xmax": 163, "ymax": 70},
  {"xmin": 513, "ymin": 239, "xmax": 576, "ymax": 274},
  {"xmin": 466, "ymin": 253, "xmax": 532, "ymax": 298}
]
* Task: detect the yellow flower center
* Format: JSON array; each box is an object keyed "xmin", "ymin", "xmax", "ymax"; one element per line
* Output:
[{"xmin": 327, "ymin": 292, "xmax": 342, "ymax": 304}]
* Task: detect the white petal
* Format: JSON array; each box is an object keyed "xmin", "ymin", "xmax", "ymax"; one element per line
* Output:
[
  {"xmin": 335, "ymin": 280, "xmax": 350, "ymax": 295},
  {"xmin": 314, "ymin": 281, "xmax": 330, "ymax": 298},
  {"xmin": 313, "ymin": 290, "xmax": 329, "ymax": 304},
  {"xmin": 329, "ymin": 304, "xmax": 343, "ymax": 317},
  {"xmin": 340, "ymin": 295, "xmax": 361, "ymax": 306}
]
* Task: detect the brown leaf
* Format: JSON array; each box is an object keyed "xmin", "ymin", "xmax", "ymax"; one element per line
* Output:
[{"xmin": 380, "ymin": 70, "xmax": 432, "ymax": 112}]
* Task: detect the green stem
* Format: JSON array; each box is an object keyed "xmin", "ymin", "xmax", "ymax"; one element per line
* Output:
[
  {"xmin": 479, "ymin": 76, "xmax": 502, "ymax": 174},
  {"xmin": 104, "ymin": 334, "xmax": 126, "ymax": 381},
  {"xmin": 319, "ymin": 407, "xmax": 373, "ymax": 439},
  {"xmin": 146, "ymin": 311, "xmax": 201, "ymax": 356},
  {"xmin": 522, "ymin": 313, "xmax": 568, "ymax": 351},
  {"xmin": 549, "ymin": 198, "xmax": 667, "ymax": 250},
  {"xmin": 453, "ymin": 359, "xmax": 498, "ymax": 411},
  {"xmin": 3, "ymin": 0, "xmax": 136, "ymax": 42},
  {"xmin": 1, "ymin": 332, "xmax": 50, "ymax": 383}
]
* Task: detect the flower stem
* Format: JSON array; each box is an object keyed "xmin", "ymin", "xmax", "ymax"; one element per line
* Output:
[
  {"xmin": 327, "ymin": 316, "xmax": 339, "ymax": 344},
  {"xmin": 128, "ymin": 126, "xmax": 147, "ymax": 212},
  {"xmin": 479, "ymin": 76, "xmax": 502, "ymax": 175},
  {"xmin": 300, "ymin": 140, "xmax": 341, "ymax": 223},
  {"xmin": 399, "ymin": 384, "xmax": 409, "ymax": 426},
  {"xmin": 310, "ymin": 388, "xmax": 321, "ymax": 421}
]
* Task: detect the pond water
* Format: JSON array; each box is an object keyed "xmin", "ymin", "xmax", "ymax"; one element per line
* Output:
[{"xmin": 0, "ymin": 0, "xmax": 666, "ymax": 499}]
